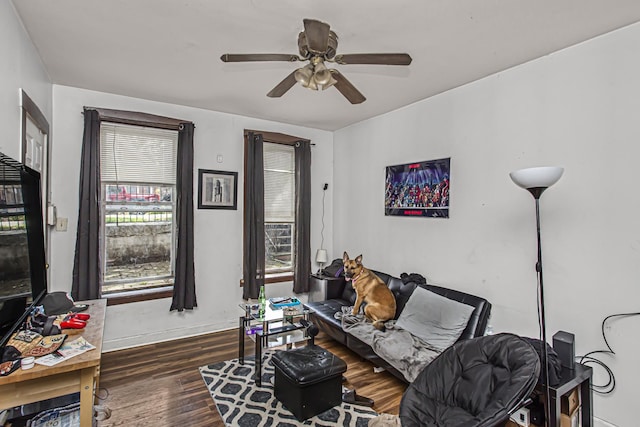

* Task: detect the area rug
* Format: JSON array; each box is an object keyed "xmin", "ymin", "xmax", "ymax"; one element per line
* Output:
[{"xmin": 199, "ymin": 351, "xmax": 378, "ymax": 426}]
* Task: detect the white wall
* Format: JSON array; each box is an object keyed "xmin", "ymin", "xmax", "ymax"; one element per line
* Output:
[
  {"xmin": 50, "ymin": 85, "xmax": 333, "ymax": 351},
  {"xmin": 333, "ymin": 22, "xmax": 640, "ymax": 427},
  {"xmin": 6, "ymin": 2, "xmax": 637, "ymax": 423},
  {"xmin": 0, "ymin": 2, "xmax": 52, "ymax": 159}
]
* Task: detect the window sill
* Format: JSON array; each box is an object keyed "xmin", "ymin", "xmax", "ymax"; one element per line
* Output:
[
  {"xmin": 265, "ymin": 273, "xmax": 293, "ymax": 284},
  {"xmin": 105, "ymin": 286, "xmax": 173, "ymax": 306},
  {"xmin": 239, "ymin": 273, "xmax": 293, "ymax": 286}
]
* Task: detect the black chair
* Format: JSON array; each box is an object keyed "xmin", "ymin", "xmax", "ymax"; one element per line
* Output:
[{"xmin": 399, "ymin": 333, "xmax": 540, "ymax": 427}]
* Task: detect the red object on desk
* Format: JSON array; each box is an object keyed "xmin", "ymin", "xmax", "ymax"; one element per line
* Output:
[{"xmin": 60, "ymin": 319, "xmax": 86, "ymax": 329}]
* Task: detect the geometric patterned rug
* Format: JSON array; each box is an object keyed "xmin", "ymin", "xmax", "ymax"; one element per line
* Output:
[{"xmin": 199, "ymin": 351, "xmax": 378, "ymax": 426}]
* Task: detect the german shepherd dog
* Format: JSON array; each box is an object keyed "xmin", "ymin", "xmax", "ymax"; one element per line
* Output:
[{"xmin": 343, "ymin": 252, "xmax": 396, "ymax": 330}]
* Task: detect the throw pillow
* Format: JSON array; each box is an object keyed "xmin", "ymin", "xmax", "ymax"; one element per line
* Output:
[{"xmin": 395, "ymin": 287, "xmax": 474, "ymax": 352}]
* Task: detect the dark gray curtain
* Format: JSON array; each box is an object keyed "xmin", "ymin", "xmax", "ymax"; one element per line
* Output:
[
  {"xmin": 71, "ymin": 109, "xmax": 102, "ymax": 301},
  {"xmin": 242, "ymin": 132, "xmax": 265, "ymax": 300},
  {"xmin": 293, "ymin": 141, "xmax": 311, "ymax": 293},
  {"xmin": 171, "ymin": 123, "xmax": 197, "ymax": 311}
]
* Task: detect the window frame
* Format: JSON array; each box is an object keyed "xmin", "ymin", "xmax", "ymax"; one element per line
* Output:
[
  {"xmin": 264, "ymin": 221, "xmax": 295, "ymax": 274},
  {"xmin": 100, "ymin": 181, "xmax": 177, "ymax": 293},
  {"xmin": 242, "ymin": 130, "xmax": 306, "ymax": 285},
  {"xmin": 92, "ymin": 109, "xmax": 185, "ymax": 305},
  {"xmin": 264, "ymin": 142, "xmax": 296, "ymax": 275}
]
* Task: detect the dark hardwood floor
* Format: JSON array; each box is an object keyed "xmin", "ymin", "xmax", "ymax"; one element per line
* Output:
[{"xmin": 97, "ymin": 329, "xmax": 407, "ymax": 426}]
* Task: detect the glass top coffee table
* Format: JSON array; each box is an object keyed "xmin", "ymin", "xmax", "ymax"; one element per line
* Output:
[{"xmin": 238, "ymin": 301, "xmax": 314, "ymax": 387}]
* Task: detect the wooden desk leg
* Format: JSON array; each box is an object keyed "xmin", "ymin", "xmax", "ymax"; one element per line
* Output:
[
  {"xmin": 79, "ymin": 367, "xmax": 96, "ymax": 427},
  {"xmin": 94, "ymin": 365, "xmax": 101, "ymax": 405}
]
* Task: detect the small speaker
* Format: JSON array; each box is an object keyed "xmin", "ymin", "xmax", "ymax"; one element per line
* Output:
[{"xmin": 553, "ymin": 330, "xmax": 575, "ymax": 370}]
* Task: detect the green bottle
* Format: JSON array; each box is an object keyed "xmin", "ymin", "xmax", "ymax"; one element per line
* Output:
[{"xmin": 258, "ymin": 285, "xmax": 266, "ymax": 318}]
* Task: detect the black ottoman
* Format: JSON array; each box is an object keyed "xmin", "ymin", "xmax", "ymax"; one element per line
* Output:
[{"xmin": 271, "ymin": 345, "xmax": 347, "ymax": 421}]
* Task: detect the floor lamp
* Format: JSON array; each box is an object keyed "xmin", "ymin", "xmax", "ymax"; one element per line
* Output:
[{"xmin": 509, "ymin": 166, "xmax": 564, "ymax": 427}]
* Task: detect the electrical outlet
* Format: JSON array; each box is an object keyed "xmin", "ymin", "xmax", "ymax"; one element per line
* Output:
[
  {"xmin": 511, "ymin": 407, "xmax": 530, "ymax": 426},
  {"xmin": 55, "ymin": 217, "xmax": 68, "ymax": 232}
]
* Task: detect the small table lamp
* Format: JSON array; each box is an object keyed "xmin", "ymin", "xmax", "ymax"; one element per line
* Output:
[{"xmin": 315, "ymin": 249, "xmax": 328, "ymax": 273}]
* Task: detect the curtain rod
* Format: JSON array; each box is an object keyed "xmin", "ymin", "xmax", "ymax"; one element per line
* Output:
[{"xmin": 82, "ymin": 107, "xmax": 193, "ymax": 130}]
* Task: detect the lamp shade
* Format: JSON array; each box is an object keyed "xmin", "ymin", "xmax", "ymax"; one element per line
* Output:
[
  {"xmin": 294, "ymin": 64, "xmax": 314, "ymax": 87},
  {"xmin": 315, "ymin": 249, "xmax": 328, "ymax": 264},
  {"xmin": 314, "ymin": 61, "xmax": 332, "ymax": 86},
  {"xmin": 509, "ymin": 166, "xmax": 564, "ymax": 190}
]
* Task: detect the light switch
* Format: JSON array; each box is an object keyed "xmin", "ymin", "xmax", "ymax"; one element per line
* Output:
[{"xmin": 217, "ymin": 154, "xmax": 223, "ymax": 163}]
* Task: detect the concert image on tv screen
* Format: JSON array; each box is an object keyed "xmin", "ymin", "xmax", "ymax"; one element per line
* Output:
[{"xmin": 385, "ymin": 157, "xmax": 450, "ymax": 218}]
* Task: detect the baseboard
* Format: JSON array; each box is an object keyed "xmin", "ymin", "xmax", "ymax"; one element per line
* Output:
[
  {"xmin": 594, "ymin": 417, "xmax": 618, "ymax": 427},
  {"xmin": 102, "ymin": 320, "xmax": 237, "ymax": 352}
]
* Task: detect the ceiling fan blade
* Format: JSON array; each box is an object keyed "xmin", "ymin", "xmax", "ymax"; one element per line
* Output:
[
  {"xmin": 266, "ymin": 71, "xmax": 298, "ymax": 98},
  {"xmin": 331, "ymin": 70, "xmax": 366, "ymax": 104},
  {"xmin": 220, "ymin": 53, "xmax": 299, "ymax": 63},
  {"xmin": 303, "ymin": 19, "xmax": 331, "ymax": 54},
  {"xmin": 334, "ymin": 53, "xmax": 412, "ymax": 66}
]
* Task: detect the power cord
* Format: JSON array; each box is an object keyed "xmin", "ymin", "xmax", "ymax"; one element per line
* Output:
[
  {"xmin": 576, "ymin": 311, "xmax": 640, "ymax": 395},
  {"xmin": 93, "ymin": 387, "xmax": 112, "ymax": 421},
  {"xmin": 94, "ymin": 386, "xmax": 110, "ymax": 401},
  {"xmin": 320, "ymin": 183, "xmax": 327, "ymax": 250}
]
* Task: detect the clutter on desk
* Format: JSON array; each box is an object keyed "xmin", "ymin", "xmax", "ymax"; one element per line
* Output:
[
  {"xmin": 0, "ymin": 303, "xmax": 93, "ymax": 376},
  {"xmin": 41, "ymin": 291, "xmax": 89, "ymax": 315},
  {"xmin": 35, "ymin": 337, "xmax": 95, "ymax": 367},
  {"xmin": 0, "ymin": 359, "xmax": 20, "ymax": 376},
  {"xmin": 23, "ymin": 334, "xmax": 67, "ymax": 357}
]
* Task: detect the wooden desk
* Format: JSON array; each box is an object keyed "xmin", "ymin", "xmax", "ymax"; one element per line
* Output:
[{"xmin": 0, "ymin": 299, "xmax": 106, "ymax": 427}]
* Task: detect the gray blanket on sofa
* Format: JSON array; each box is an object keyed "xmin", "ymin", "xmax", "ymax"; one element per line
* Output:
[{"xmin": 337, "ymin": 308, "xmax": 441, "ymax": 382}]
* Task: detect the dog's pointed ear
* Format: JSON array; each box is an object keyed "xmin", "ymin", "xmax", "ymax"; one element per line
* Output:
[
  {"xmin": 355, "ymin": 254, "xmax": 363, "ymax": 265},
  {"xmin": 343, "ymin": 252, "xmax": 349, "ymax": 263}
]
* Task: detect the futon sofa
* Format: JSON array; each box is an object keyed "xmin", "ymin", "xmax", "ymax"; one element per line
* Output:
[{"xmin": 304, "ymin": 270, "xmax": 492, "ymax": 383}]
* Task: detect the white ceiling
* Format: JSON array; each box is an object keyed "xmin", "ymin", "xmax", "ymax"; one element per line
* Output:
[{"xmin": 11, "ymin": 0, "xmax": 640, "ymax": 131}]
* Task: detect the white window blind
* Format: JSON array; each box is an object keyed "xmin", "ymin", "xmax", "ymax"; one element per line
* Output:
[
  {"xmin": 264, "ymin": 142, "xmax": 294, "ymax": 222},
  {"xmin": 100, "ymin": 123, "xmax": 178, "ymax": 184}
]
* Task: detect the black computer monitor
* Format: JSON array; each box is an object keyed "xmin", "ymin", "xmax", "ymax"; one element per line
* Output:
[{"xmin": 0, "ymin": 151, "xmax": 48, "ymax": 348}]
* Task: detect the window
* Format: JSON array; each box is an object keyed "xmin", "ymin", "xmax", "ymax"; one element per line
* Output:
[
  {"xmin": 99, "ymin": 123, "xmax": 178, "ymax": 295},
  {"xmin": 243, "ymin": 130, "xmax": 310, "ymax": 297},
  {"xmin": 264, "ymin": 142, "xmax": 295, "ymax": 274}
]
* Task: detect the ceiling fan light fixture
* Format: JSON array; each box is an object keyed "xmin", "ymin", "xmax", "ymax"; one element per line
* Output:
[
  {"xmin": 307, "ymin": 78, "xmax": 319, "ymax": 91},
  {"xmin": 222, "ymin": 19, "xmax": 412, "ymax": 103},
  {"xmin": 314, "ymin": 61, "xmax": 332, "ymax": 86},
  {"xmin": 294, "ymin": 64, "xmax": 314, "ymax": 87},
  {"xmin": 320, "ymin": 75, "xmax": 338, "ymax": 90}
]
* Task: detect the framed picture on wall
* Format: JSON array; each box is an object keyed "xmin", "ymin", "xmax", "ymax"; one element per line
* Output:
[
  {"xmin": 384, "ymin": 157, "xmax": 450, "ymax": 218},
  {"xmin": 198, "ymin": 169, "xmax": 238, "ymax": 210}
]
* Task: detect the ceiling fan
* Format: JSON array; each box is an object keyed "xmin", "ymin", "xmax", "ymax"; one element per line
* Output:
[{"xmin": 220, "ymin": 19, "xmax": 412, "ymax": 104}]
